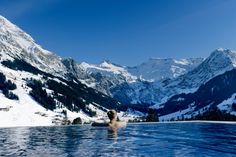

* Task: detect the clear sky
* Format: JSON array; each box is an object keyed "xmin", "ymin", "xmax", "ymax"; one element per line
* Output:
[{"xmin": 0, "ymin": 0, "xmax": 236, "ymax": 66}]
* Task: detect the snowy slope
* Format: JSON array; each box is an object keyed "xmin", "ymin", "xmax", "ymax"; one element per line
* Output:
[
  {"xmin": 0, "ymin": 15, "xmax": 141, "ymax": 127},
  {"xmin": 0, "ymin": 64, "xmax": 57, "ymax": 127},
  {"xmin": 0, "ymin": 62, "xmax": 132, "ymax": 127},
  {"xmin": 158, "ymin": 68, "xmax": 236, "ymax": 121},
  {"xmin": 0, "ymin": 60, "xmax": 113, "ymax": 127},
  {"xmin": 217, "ymin": 93, "xmax": 236, "ymax": 116}
]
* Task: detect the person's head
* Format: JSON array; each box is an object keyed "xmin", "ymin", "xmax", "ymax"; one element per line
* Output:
[{"xmin": 107, "ymin": 110, "xmax": 117, "ymax": 121}]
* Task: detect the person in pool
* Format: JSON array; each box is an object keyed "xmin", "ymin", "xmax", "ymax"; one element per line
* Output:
[{"xmin": 92, "ymin": 109, "xmax": 127, "ymax": 130}]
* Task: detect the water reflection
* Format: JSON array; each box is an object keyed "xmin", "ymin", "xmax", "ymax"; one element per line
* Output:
[
  {"xmin": 107, "ymin": 129, "xmax": 118, "ymax": 141},
  {"xmin": 0, "ymin": 127, "xmax": 30, "ymax": 156},
  {"xmin": 0, "ymin": 123, "xmax": 235, "ymax": 156},
  {"xmin": 196, "ymin": 123, "xmax": 236, "ymax": 154}
]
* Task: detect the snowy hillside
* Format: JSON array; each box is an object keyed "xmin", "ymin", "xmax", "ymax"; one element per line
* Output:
[
  {"xmin": 0, "ymin": 59, "xmax": 121, "ymax": 126},
  {"xmin": 0, "ymin": 58, "xmax": 142, "ymax": 127},
  {"xmin": 158, "ymin": 68, "xmax": 236, "ymax": 121},
  {"xmin": 0, "ymin": 15, "xmax": 143, "ymax": 127},
  {"xmin": 0, "ymin": 64, "xmax": 86, "ymax": 127},
  {"xmin": 217, "ymin": 93, "xmax": 236, "ymax": 116}
]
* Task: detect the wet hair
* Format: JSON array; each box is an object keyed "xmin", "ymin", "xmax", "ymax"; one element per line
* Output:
[{"xmin": 107, "ymin": 110, "xmax": 117, "ymax": 120}]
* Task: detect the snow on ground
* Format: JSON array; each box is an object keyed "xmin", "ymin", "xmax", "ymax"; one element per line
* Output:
[
  {"xmin": 0, "ymin": 65, "xmax": 86, "ymax": 127},
  {"xmin": 159, "ymin": 106, "xmax": 194, "ymax": 121},
  {"xmin": 217, "ymin": 93, "xmax": 236, "ymax": 116},
  {"xmin": 79, "ymin": 79, "xmax": 96, "ymax": 88},
  {"xmin": 0, "ymin": 63, "xmax": 145, "ymax": 127},
  {"xmin": 119, "ymin": 108, "xmax": 146, "ymax": 122},
  {"xmin": 159, "ymin": 103, "xmax": 214, "ymax": 122},
  {"xmin": 54, "ymin": 107, "xmax": 91, "ymax": 123},
  {"xmin": 88, "ymin": 103, "xmax": 107, "ymax": 118},
  {"xmin": 0, "ymin": 91, "xmax": 55, "ymax": 128},
  {"xmin": 0, "ymin": 65, "xmax": 55, "ymax": 127},
  {"xmin": 52, "ymin": 77, "xmax": 68, "ymax": 86}
]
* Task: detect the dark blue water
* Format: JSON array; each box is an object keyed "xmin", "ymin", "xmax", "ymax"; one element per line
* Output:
[{"xmin": 0, "ymin": 122, "xmax": 236, "ymax": 157}]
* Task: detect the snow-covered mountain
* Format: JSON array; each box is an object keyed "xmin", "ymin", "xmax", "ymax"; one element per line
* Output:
[
  {"xmin": 158, "ymin": 68, "xmax": 236, "ymax": 121},
  {"xmin": 71, "ymin": 48, "xmax": 236, "ymax": 121},
  {"xmin": 72, "ymin": 58, "xmax": 203, "ymax": 104},
  {"xmin": 108, "ymin": 48, "xmax": 236, "ymax": 106},
  {"xmin": 0, "ymin": 15, "xmax": 67, "ymax": 77},
  {"xmin": 61, "ymin": 59, "xmax": 138, "ymax": 96},
  {"xmin": 151, "ymin": 48, "xmax": 236, "ymax": 108},
  {"xmin": 79, "ymin": 60, "xmax": 137, "ymax": 82},
  {"xmin": 0, "ymin": 15, "xmax": 143, "ymax": 127},
  {"xmin": 168, "ymin": 48, "xmax": 236, "ymax": 89},
  {"xmin": 1, "ymin": 15, "xmax": 236, "ymax": 127},
  {"xmin": 127, "ymin": 58, "xmax": 203, "ymax": 82}
]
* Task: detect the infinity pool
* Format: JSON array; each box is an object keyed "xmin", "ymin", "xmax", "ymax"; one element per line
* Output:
[{"xmin": 0, "ymin": 122, "xmax": 236, "ymax": 156}]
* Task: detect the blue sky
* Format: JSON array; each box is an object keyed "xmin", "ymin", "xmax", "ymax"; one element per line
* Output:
[{"xmin": 0, "ymin": 0, "xmax": 236, "ymax": 66}]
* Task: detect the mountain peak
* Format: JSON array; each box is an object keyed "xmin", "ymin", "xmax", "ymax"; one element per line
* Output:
[
  {"xmin": 211, "ymin": 48, "xmax": 235, "ymax": 55},
  {"xmin": 215, "ymin": 47, "xmax": 225, "ymax": 52},
  {"xmin": 180, "ymin": 48, "xmax": 236, "ymax": 89},
  {"xmin": 0, "ymin": 15, "xmax": 66, "ymax": 76},
  {"xmin": 128, "ymin": 57, "xmax": 203, "ymax": 82},
  {"xmin": 209, "ymin": 49, "xmax": 236, "ymax": 66},
  {"xmin": 99, "ymin": 60, "xmax": 124, "ymax": 68},
  {"xmin": 0, "ymin": 15, "xmax": 55, "ymax": 56}
]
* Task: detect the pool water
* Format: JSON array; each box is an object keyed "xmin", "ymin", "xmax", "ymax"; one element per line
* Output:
[{"xmin": 0, "ymin": 122, "xmax": 236, "ymax": 156}]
